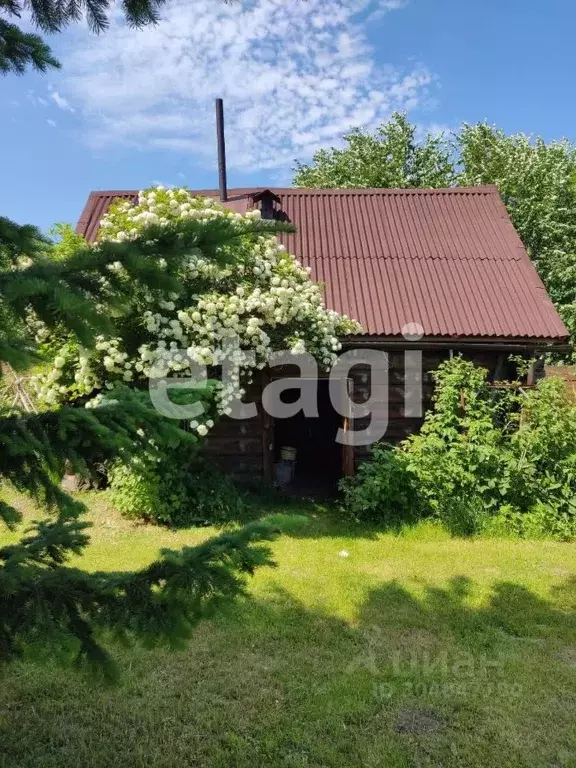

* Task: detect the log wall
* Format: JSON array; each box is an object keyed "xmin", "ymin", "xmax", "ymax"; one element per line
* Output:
[{"xmin": 204, "ymin": 347, "xmax": 513, "ymax": 479}]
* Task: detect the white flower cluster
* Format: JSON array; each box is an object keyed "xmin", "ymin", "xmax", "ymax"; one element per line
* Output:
[
  {"xmin": 34, "ymin": 343, "xmax": 100, "ymax": 404},
  {"xmin": 98, "ymin": 186, "xmax": 262, "ymax": 244},
  {"xmin": 37, "ymin": 186, "xmax": 361, "ymax": 435},
  {"xmin": 97, "ymin": 337, "xmax": 135, "ymax": 382},
  {"xmin": 26, "ymin": 311, "xmax": 50, "ymax": 344}
]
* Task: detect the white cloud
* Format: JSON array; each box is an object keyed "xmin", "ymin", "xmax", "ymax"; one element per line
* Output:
[
  {"xmin": 54, "ymin": 0, "xmax": 434, "ymax": 170},
  {"xmin": 414, "ymin": 121, "xmax": 457, "ymax": 143},
  {"xmin": 47, "ymin": 119, "xmax": 57, "ymax": 127},
  {"xmin": 423, "ymin": 122, "xmax": 454, "ymax": 138},
  {"xmin": 50, "ymin": 89, "xmax": 75, "ymax": 112},
  {"xmin": 366, "ymin": 0, "xmax": 407, "ymax": 22},
  {"xmin": 26, "ymin": 90, "xmax": 48, "ymax": 107}
]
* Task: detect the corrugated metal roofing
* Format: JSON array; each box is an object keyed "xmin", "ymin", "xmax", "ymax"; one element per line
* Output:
[{"xmin": 76, "ymin": 186, "xmax": 568, "ymax": 341}]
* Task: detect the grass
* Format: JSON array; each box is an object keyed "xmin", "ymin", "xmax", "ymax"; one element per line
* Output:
[{"xmin": 1, "ymin": 491, "xmax": 576, "ymax": 768}]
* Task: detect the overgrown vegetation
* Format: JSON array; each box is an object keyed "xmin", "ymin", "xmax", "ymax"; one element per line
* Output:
[
  {"xmin": 342, "ymin": 357, "xmax": 576, "ymax": 540},
  {"xmin": 0, "ymin": 182, "xmax": 357, "ymax": 678},
  {"xmin": 36, "ymin": 187, "xmax": 358, "ymax": 432},
  {"xmin": 109, "ymin": 442, "xmax": 246, "ymax": 527},
  {"xmin": 338, "ymin": 443, "xmax": 422, "ymax": 528}
]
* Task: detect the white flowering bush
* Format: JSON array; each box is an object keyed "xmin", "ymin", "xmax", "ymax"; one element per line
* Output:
[{"xmin": 36, "ymin": 187, "xmax": 361, "ymax": 436}]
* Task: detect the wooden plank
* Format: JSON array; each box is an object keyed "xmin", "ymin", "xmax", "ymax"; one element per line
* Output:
[
  {"xmin": 261, "ymin": 369, "xmax": 273, "ymax": 482},
  {"xmin": 342, "ymin": 377, "xmax": 355, "ymax": 477},
  {"xmin": 212, "ymin": 456, "xmax": 264, "ymax": 473},
  {"xmin": 203, "ymin": 438, "xmax": 262, "ymax": 455}
]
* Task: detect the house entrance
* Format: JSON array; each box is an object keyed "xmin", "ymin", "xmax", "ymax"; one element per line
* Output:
[{"xmin": 272, "ymin": 379, "xmax": 348, "ymax": 495}]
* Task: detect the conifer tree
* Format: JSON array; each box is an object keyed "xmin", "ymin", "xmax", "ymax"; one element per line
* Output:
[
  {"xmin": 0, "ymin": 214, "xmax": 286, "ymax": 679},
  {"xmin": 0, "ymin": 0, "xmax": 227, "ymax": 74}
]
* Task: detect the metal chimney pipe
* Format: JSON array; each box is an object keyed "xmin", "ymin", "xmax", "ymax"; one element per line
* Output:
[{"xmin": 215, "ymin": 98, "xmax": 228, "ymax": 202}]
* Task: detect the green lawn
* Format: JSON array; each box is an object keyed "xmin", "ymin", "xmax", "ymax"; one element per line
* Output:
[{"xmin": 1, "ymin": 492, "xmax": 576, "ymax": 768}]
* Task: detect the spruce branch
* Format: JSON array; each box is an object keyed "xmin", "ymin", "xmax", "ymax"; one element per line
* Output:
[{"xmin": 0, "ymin": 209, "xmax": 288, "ymax": 678}]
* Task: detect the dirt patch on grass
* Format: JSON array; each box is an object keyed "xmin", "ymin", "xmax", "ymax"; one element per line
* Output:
[
  {"xmin": 394, "ymin": 708, "xmax": 444, "ymax": 734},
  {"xmin": 557, "ymin": 646, "xmax": 576, "ymax": 667}
]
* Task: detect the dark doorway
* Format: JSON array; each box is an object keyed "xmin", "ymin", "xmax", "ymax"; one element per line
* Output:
[{"xmin": 273, "ymin": 379, "xmax": 342, "ymax": 496}]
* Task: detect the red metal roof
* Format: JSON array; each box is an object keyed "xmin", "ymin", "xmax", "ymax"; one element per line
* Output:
[{"xmin": 76, "ymin": 186, "xmax": 568, "ymax": 342}]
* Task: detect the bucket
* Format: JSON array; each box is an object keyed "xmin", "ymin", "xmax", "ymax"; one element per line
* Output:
[
  {"xmin": 280, "ymin": 446, "xmax": 297, "ymax": 462},
  {"xmin": 274, "ymin": 460, "xmax": 295, "ymax": 487}
]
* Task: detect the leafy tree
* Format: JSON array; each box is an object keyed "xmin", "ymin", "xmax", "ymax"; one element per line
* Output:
[
  {"xmin": 0, "ymin": 214, "xmax": 285, "ymax": 678},
  {"xmin": 48, "ymin": 223, "xmax": 88, "ymax": 261},
  {"xmin": 294, "ymin": 115, "xmax": 576, "ymax": 346},
  {"xmin": 457, "ymin": 124, "xmax": 576, "ymax": 340},
  {"xmin": 293, "ymin": 112, "xmax": 455, "ymax": 189}
]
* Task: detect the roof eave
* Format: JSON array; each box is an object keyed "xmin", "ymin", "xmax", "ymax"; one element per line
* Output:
[{"xmin": 342, "ymin": 335, "xmax": 571, "ymax": 352}]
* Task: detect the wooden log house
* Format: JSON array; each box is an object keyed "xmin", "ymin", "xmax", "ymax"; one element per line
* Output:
[{"xmin": 76, "ymin": 186, "xmax": 569, "ymax": 491}]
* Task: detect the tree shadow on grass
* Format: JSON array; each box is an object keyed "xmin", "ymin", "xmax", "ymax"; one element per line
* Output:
[
  {"xmin": 240, "ymin": 485, "xmax": 443, "ymax": 542},
  {"xmin": 1, "ymin": 574, "xmax": 575, "ymax": 768},
  {"xmin": 231, "ymin": 491, "xmax": 383, "ymax": 540},
  {"xmin": 260, "ymin": 506, "xmax": 442, "ymax": 542},
  {"xmin": 219, "ymin": 575, "xmax": 576, "ymax": 766}
]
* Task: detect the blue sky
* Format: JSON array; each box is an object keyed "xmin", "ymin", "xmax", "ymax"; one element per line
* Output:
[{"xmin": 1, "ymin": 0, "xmax": 575, "ymax": 232}]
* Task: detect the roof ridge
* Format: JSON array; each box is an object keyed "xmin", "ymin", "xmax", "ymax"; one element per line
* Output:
[
  {"xmin": 285, "ymin": 186, "xmax": 500, "ymax": 195},
  {"xmin": 85, "ymin": 185, "xmax": 500, "ymax": 198},
  {"xmin": 306, "ymin": 253, "xmax": 524, "ymax": 261}
]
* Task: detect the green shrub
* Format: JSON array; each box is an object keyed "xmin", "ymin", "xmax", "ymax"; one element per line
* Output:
[
  {"xmin": 484, "ymin": 503, "xmax": 576, "ymax": 542},
  {"xmin": 508, "ymin": 378, "xmax": 576, "ymax": 512},
  {"xmin": 109, "ymin": 443, "xmax": 245, "ymax": 527},
  {"xmin": 406, "ymin": 357, "xmax": 511, "ymax": 516},
  {"xmin": 339, "ymin": 443, "xmax": 421, "ymax": 525},
  {"xmin": 342, "ymin": 356, "xmax": 576, "ymax": 540},
  {"xmin": 436, "ymin": 495, "xmax": 487, "ymax": 537}
]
